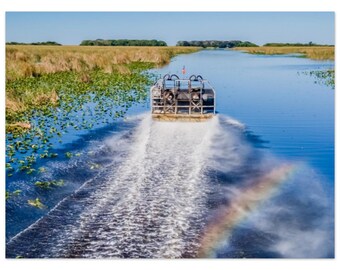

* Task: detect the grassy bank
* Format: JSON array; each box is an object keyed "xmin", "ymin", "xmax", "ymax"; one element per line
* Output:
[
  {"xmin": 6, "ymin": 45, "xmax": 200, "ymax": 126},
  {"xmin": 233, "ymin": 46, "xmax": 335, "ymax": 89},
  {"xmin": 6, "ymin": 45, "xmax": 200, "ymax": 176},
  {"xmin": 6, "ymin": 45, "xmax": 200, "ymax": 81},
  {"xmin": 233, "ymin": 46, "xmax": 334, "ymax": 60}
]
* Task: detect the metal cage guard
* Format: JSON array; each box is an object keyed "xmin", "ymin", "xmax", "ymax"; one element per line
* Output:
[{"xmin": 150, "ymin": 74, "xmax": 216, "ymax": 119}]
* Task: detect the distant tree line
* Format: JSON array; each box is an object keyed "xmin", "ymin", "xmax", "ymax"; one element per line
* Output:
[
  {"xmin": 263, "ymin": 42, "xmax": 334, "ymax": 47},
  {"xmin": 176, "ymin": 40, "xmax": 258, "ymax": 48},
  {"xmin": 6, "ymin": 41, "xmax": 62, "ymax": 46},
  {"xmin": 80, "ymin": 39, "xmax": 167, "ymax": 46}
]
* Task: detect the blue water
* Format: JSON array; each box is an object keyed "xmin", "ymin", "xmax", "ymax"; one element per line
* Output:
[
  {"xmin": 6, "ymin": 50, "xmax": 334, "ymax": 258},
  {"xmin": 155, "ymin": 50, "xmax": 334, "ymax": 183}
]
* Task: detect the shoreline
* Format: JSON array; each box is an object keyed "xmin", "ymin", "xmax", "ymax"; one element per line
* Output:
[{"xmin": 232, "ymin": 46, "xmax": 334, "ymax": 60}]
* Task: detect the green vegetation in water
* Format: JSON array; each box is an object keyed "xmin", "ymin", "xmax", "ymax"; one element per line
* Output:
[
  {"xmin": 5, "ymin": 45, "xmax": 199, "ymax": 186},
  {"xmin": 34, "ymin": 179, "xmax": 65, "ymax": 189},
  {"xmin": 27, "ymin": 198, "xmax": 45, "ymax": 209},
  {"xmin": 6, "ymin": 46, "xmax": 199, "ymax": 220},
  {"xmin": 6, "ymin": 63, "xmax": 154, "ymax": 175},
  {"xmin": 302, "ymin": 69, "xmax": 335, "ymax": 89},
  {"xmin": 6, "ymin": 190, "xmax": 22, "ymax": 200},
  {"xmin": 65, "ymin": 152, "xmax": 73, "ymax": 158},
  {"xmin": 38, "ymin": 167, "xmax": 47, "ymax": 173}
]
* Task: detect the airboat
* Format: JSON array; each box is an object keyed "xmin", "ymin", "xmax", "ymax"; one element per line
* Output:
[{"xmin": 150, "ymin": 74, "xmax": 216, "ymax": 121}]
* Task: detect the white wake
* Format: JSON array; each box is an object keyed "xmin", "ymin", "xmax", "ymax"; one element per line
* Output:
[
  {"xmin": 6, "ymin": 114, "xmax": 333, "ymax": 258},
  {"xmin": 51, "ymin": 115, "xmax": 218, "ymax": 258}
]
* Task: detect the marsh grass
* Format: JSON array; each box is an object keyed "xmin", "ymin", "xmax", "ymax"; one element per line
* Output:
[
  {"xmin": 233, "ymin": 46, "xmax": 334, "ymax": 60},
  {"xmin": 6, "ymin": 45, "xmax": 200, "ymax": 81},
  {"xmin": 6, "ymin": 45, "xmax": 200, "ymax": 123},
  {"xmin": 6, "ymin": 45, "xmax": 200, "ymax": 179}
]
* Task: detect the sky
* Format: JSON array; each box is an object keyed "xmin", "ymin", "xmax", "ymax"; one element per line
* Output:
[{"xmin": 6, "ymin": 12, "xmax": 335, "ymax": 46}]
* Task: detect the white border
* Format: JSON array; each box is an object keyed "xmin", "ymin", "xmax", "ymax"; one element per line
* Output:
[
  {"xmin": 1, "ymin": 1, "xmax": 338, "ymax": 270},
  {"xmin": 0, "ymin": 0, "xmax": 337, "ymax": 11}
]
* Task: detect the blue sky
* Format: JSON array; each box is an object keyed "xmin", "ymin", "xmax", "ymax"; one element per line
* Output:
[{"xmin": 6, "ymin": 12, "xmax": 335, "ymax": 46}]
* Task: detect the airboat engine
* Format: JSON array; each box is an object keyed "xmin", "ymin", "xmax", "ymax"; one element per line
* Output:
[
  {"xmin": 150, "ymin": 73, "xmax": 216, "ymax": 121},
  {"xmin": 164, "ymin": 90, "xmax": 175, "ymax": 103}
]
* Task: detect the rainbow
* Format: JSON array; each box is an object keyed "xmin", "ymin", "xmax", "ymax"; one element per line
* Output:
[{"xmin": 197, "ymin": 163, "xmax": 299, "ymax": 258}]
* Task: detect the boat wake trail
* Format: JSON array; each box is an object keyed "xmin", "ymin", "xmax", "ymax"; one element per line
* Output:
[
  {"xmin": 6, "ymin": 115, "xmax": 333, "ymax": 258},
  {"xmin": 7, "ymin": 115, "xmax": 217, "ymax": 258}
]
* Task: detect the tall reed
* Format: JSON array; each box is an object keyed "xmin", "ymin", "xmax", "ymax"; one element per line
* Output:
[
  {"xmin": 6, "ymin": 45, "xmax": 200, "ymax": 81},
  {"xmin": 233, "ymin": 46, "xmax": 334, "ymax": 60}
]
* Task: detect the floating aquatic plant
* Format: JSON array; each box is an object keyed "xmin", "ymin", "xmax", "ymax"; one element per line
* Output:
[
  {"xmin": 65, "ymin": 152, "xmax": 73, "ymax": 158},
  {"xmin": 38, "ymin": 167, "xmax": 46, "ymax": 173},
  {"xmin": 34, "ymin": 180, "xmax": 65, "ymax": 189},
  {"xmin": 5, "ymin": 68, "xmax": 154, "ymax": 176},
  {"xmin": 6, "ymin": 190, "xmax": 22, "ymax": 200},
  {"xmin": 5, "ymin": 46, "xmax": 193, "ymax": 197},
  {"xmin": 26, "ymin": 168, "xmax": 36, "ymax": 175},
  {"xmin": 27, "ymin": 198, "xmax": 45, "ymax": 209},
  {"xmin": 308, "ymin": 69, "xmax": 334, "ymax": 89}
]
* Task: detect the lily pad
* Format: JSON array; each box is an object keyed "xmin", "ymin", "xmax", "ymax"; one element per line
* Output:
[
  {"xmin": 27, "ymin": 198, "xmax": 45, "ymax": 209},
  {"xmin": 35, "ymin": 179, "xmax": 65, "ymax": 189}
]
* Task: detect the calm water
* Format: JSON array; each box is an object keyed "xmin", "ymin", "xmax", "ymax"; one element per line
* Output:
[
  {"xmin": 155, "ymin": 50, "xmax": 334, "ymax": 182},
  {"xmin": 6, "ymin": 50, "xmax": 334, "ymax": 258}
]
